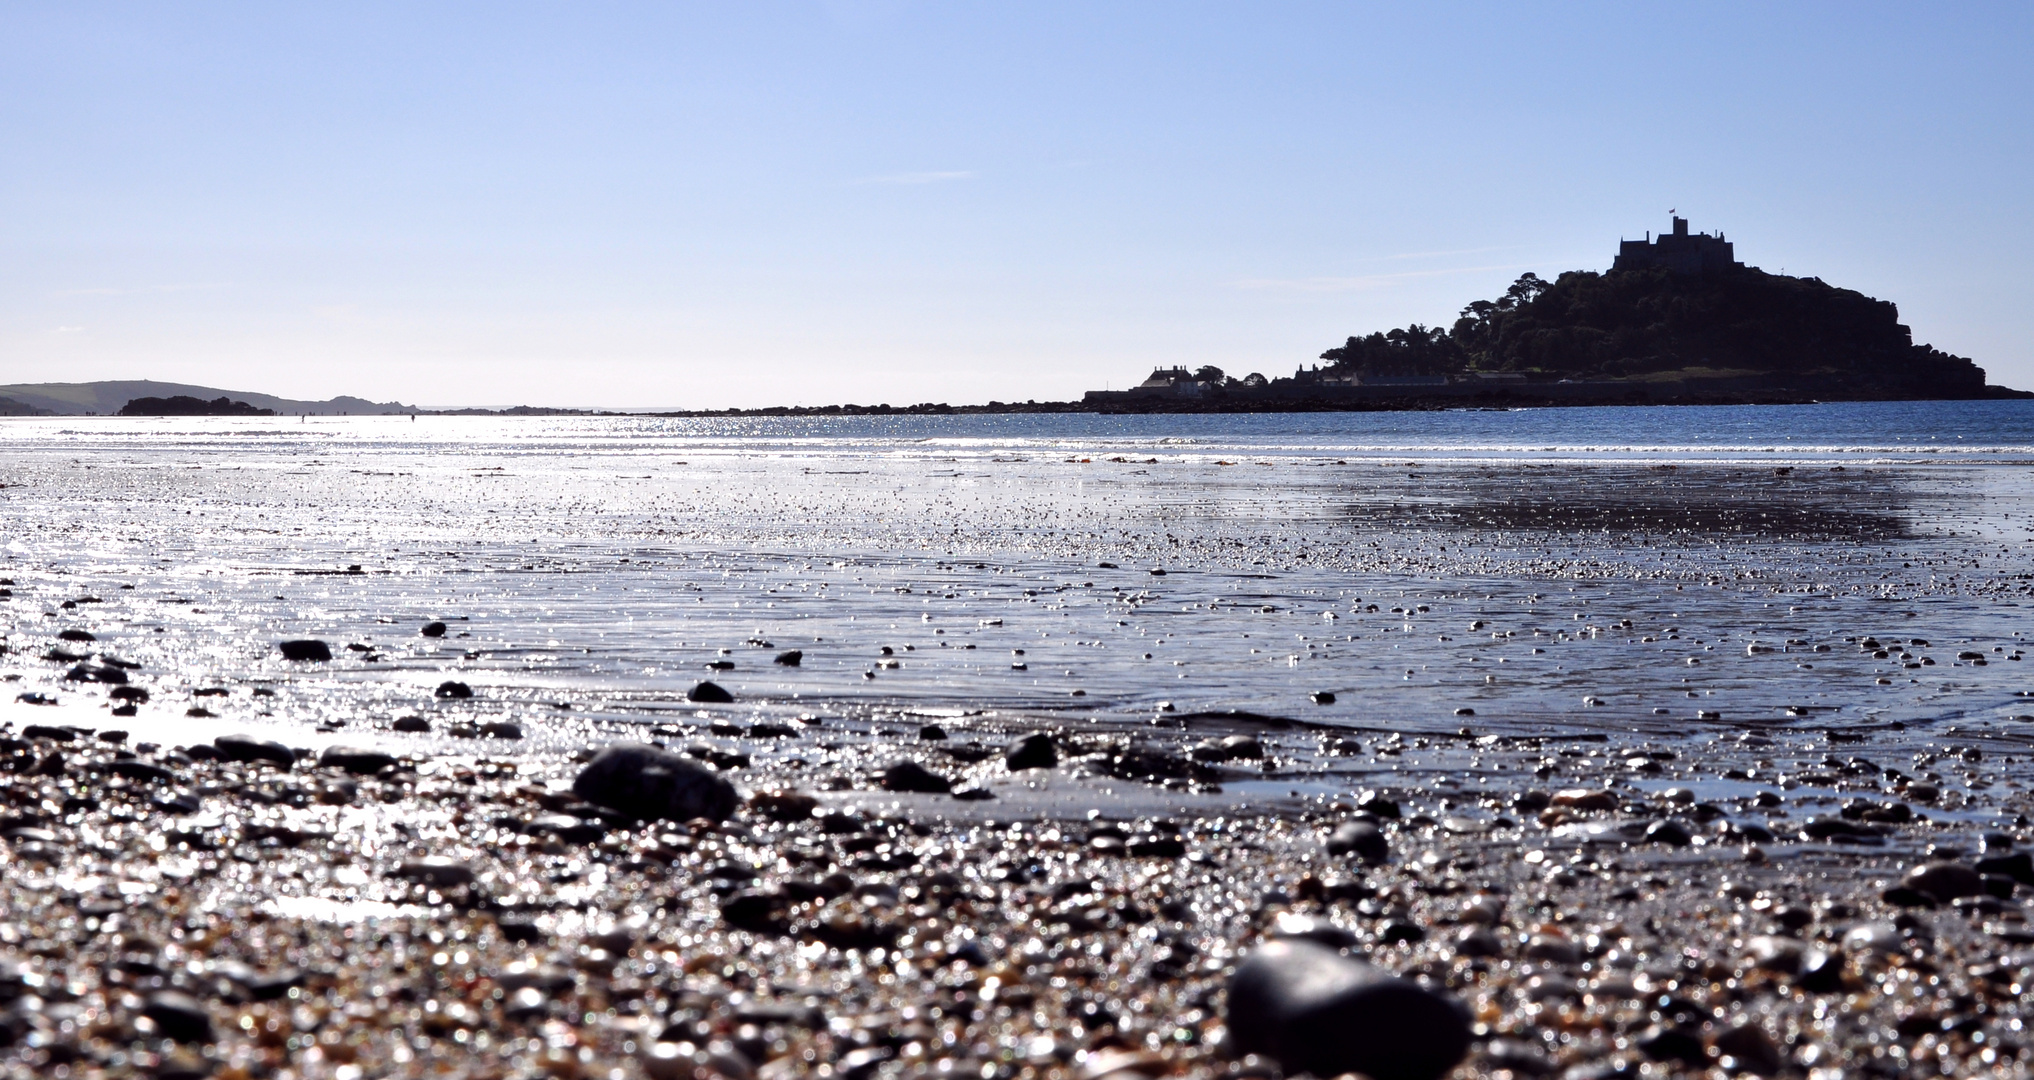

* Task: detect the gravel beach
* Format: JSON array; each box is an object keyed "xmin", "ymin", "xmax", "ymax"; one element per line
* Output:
[{"xmin": 9, "ymin": 410, "xmax": 2034, "ymax": 1080}]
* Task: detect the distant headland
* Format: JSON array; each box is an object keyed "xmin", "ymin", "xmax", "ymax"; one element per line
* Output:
[
  {"xmin": 0, "ymin": 380, "xmax": 412, "ymax": 417},
  {"xmin": 1087, "ymin": 217, "xmax": 2025, "ymax": 410},
  {"xmin": 5, "ymin": 228, "xmax": 2020, "ymax": 417}
]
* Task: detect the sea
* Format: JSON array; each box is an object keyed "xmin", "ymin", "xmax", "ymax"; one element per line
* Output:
[{"xmin": 8, "ymin": 400, "xmax": 2034, "ymax": 818}]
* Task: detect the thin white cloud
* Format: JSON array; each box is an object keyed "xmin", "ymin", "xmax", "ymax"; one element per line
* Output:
[
  {"xmin": 856, "ymin": 170, "xmax": 977, "ymax": 185},
  {"xmin": 51, "ymin": 326, "xmax": 83, "ymax": 333},
  {"xmin": 1232, "ymin": 263, "xmax": 1537, "ymax": 293}
]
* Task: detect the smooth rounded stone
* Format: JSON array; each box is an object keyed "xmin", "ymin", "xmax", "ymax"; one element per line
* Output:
[
  {"xmin": 213, "ymin": 734, "xmax": 295, "ymax": 768},
  {"xmin": 1795, "ymin": 948, "xmax": 1845, "ymax": 992},
  {"xmin": 277, "ymin": 639, "xmax": 332, "ymax": 662},
  {"xmin": 1513, "ymin": 790, "xmax": 1551, "ymax": 812},
  {"xmin": 1311, "ymin": 691, "xmax": 1336, "ymax": 704},
  {"xmin": 1326, "ymin": 820, "xmax": 1389, "ymax": 863},
  {"xmin": 1226, "ymin": 938, "xmax": 1470, "ymax": 1080},
  {"xmin": 142, "ymin": 990, "xmax": 213, "ymax": 1043},
  {"xmin": 318, "ymin": 745, "xmax": 399, "ymax": 775},
  {"xmin": 1799, "ymin": 816, "xmax": 1884, "ymax": 842},
  {"xmin": 1458, "ymin": 897, "xmax": 1504, "ymax": 925},
  {"xmin": 1744, "ymin": 935, "xmax": 1805, "ymax": 974},
  {"xmin": 686, "ymin": 681, "xmax": 733, "ymax": 704},
  {"xmin": 643, "ymin": 1041, "xmax": 753, "ymax": 1080},
  {"xmin": 1551, "ymin": 789, "xmax": 1618, "ymax": 811},
  {"xmin": 64, "ymin": 663, "xmax": 128, "ymax": 684},
  {"xmin": 108, "ymin": 760, "xmax": 179, "ymax": 784},
  {"xmin": 918, "ymin": 724, "xmax": 948, "ymax": 740},
  {"xmin": 951, "ymin": 784, "xmax": 996, "ymax": 800},
  {"xmin": 1713, "ymin": 1022, "xmax": 1784, "ymax": 1075},
  {"xmin": 1454, "ymin": 927, "xmax": 1504, "ymax": 958},
  {"xmin": 1634, "ymin": 1025, "xmax": 1706, "ymax": 1065},
  {"xmin": 480, "ymin": 721, "xmax": 523, "ymax": 740},
  {"xmin": 1356, "ymin": 791, "xmax": 1401, "ymax": 818},
  {"xmin": 573, "ymin": 742, "xmax": 740, "ymax": 822},
  {"xmin": 1976, "ymin": 850, "xmax": 2034, "ymax": 884},
  {"xmin": 1906, "ymin": 782, "xmax": 1941, "ymax": 802},
  {"xmin": 1522, "ymin": 934, "xmax": 1582, "ymax": 965},
  {"xmin": 1644, "ymin": 819, "xmax": 1694, "ymax": 846},
  {"xmin": 748, "ymin": 788, "xmax": 819, "ymax": 823},
  {"xmin": 391, "ymin": 716, "xmax": 431, "ymax": 733},
  {"xmin": 57, "ymin": 629, "xmax": 97, "ymax": 642},
  {"xmin": 1004, "ymin": 732, "xmax": 1058, "ymax": 771},
  {"xmin": 421, "ymin": 621, "xmax": 448, "ymax": 638},
  {"xmin": 773, "ymin": 650, "xmax": 803, "ymax": 666},
  {"xmin": 435, "ymin": 680, "xmax": 475, "ymax": 699},
  {"xmin": 881, "ymin": 761, "xmax": 952, "ymax": 794},
  {"xmin": 109, "ymin": 685, "xmax": 150, "ymax": 702},
  {"xmin": 1268, "ymin": 912, "xmax": 1361, "ymax": 951},
  {"xmin": 392, "ymin": 857, "xmax": 477, "ymax": 888},
  {"xmin": 1906, "ymin": 861, "xmax": 1985, "ymax": 902},
  {"xmin": 1378, "ymin": 921, "xmax": 1426, "ymax": 945},
  {"xmin": 1842, "ymin": 922, "xmax": 1909, "ymax": 955},
  {"xmin": 1220, "ymin": 734, "xmax": 1265, "ymax": 760}
]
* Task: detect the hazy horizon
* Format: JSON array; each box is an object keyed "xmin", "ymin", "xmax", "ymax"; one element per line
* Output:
[{"xmin": 4, "ymin": 2, "xmax": 2030, "ymax": 409}]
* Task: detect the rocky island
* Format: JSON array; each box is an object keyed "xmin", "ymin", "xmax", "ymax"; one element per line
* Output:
[{"xmin": 1087, "ymin": 219, "xmax": 2019, "ymax": 410}]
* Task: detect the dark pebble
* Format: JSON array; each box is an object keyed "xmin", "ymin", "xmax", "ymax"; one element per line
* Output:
[
  {"xmin": 1226, "ymin": 938, "xmax": 1470, "ymax": 1080},
  {"xmin": 881, "ymin": 761, "xmax": 952, "ymax": 793},
  {"xmin": 213, "ymin": 734, "xmax": 296, "ymax": 768},
  {"xmin": 572, "ymin": 742, "xmax": 739, "ymax": 822},
  {"xmin": 63, "ymin": 663, "xmax": 128, "ymax": 685},
  {"xmin": 435, "ymin": 680, "xmax": 474, "ymax": 699},
  {"xmin": 686, "ymin": 681, "xmax": 733, "ymax": 704},
  {"xmin": 392, "ymin": 716, "xmax": 431, "ymax": 733},
  {"xmin": 277, "ymin": 640, "xmax": 332, "ymax": 662},
  {"xmin": 774, "ymin": 650, "xmax": 803, "ymax": 666},
  {"xmin": 318, "ymin": 746, "xmax": 399, "ymax": 775},
  {"xmin": 392, "ymin": 858, "xmax": 477, "ymax": 888},
  {"xmin": 421, "ymin": 621, "xmax": 447, "ymax": 638},
  {"xmin": 1326, "ymin": 820, "xmax": 1389, "ymax": 863},
  {"xmin": 142, "ymin": 991, "xmax": 213, "ymax": 1043},
  {"xmin": 1005, "ymin": 732, "xmax": 1058, "ymax": 771},
  {"xmin": 1905, "ymin": 861, "xmax": 1984, "ymax": 902}
]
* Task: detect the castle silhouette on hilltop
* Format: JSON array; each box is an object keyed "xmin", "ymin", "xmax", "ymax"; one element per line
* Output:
[{"xmin": 1613, "ymin": 216, "xmax": 1741, "ymax": 275}]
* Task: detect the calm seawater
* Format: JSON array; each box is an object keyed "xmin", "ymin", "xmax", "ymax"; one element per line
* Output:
[{"xmin": 6, "ymin": 400, "xmax": 2034, "ymax": 816}]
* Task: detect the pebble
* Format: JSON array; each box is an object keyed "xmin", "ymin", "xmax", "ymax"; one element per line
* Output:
[
  {"xmin": 1904, "ymin": 860, "xmax": 1984, "ymax": 902},
  {"xmin": 435, "ymin": 679, "xmax": 475, "ymax": 699},
  {"xmin": 687, "ymin": 680, "xmax": 734, "ymax": 703},
  {"xmin": 276, "ymin": 639, "xmax": 332, "ymax": 661},
  {"xmin": 421, "ymin": 620, "xmax": 448, "ymax": 637},
  {"xmin": 881, "ymin": 761, "xmax": 952, "ymax": 793},
  {"xmin": 573, "ymin": 742, "xmax": 740, "ymax": 822},
  {"xmin": 1005, "ymin": 732, "xmax": 1058, "ymax": 771},
  {"xmin": 213, "ymin": 733, "xmax": 296, "ymax": 768},
  {"xmin": 317, "ymin": 745, "xmax": 399, "ymax": 774},
  {"xmin": 1226, "ymin": 939, "xmax": 1470, "ymax": 1080},
  {"xmin": 1325, "ymin": 820, "xmax": 1389, "ymax": 863},
  {"xmin": 63, "ymin": 662, "xmax": 128, "ymax": 684},
  {"xmin": 142, "ymin": 990, "xmax": 214, "ymax": 1043},
  {"xmin": 391, "ymin": 857, "xmax": 478, "ymax": 888}
]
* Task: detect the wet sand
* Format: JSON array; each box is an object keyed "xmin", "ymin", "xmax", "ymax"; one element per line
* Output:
[{"xmin": 7, "ymin": 415, "xmax": 2034, "ymax": 1078}]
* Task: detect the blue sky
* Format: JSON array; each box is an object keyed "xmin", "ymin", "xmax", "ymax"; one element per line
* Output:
[{"xmin": 2, "ymin": 2, "xmax": 2029, "ymax": 407}]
